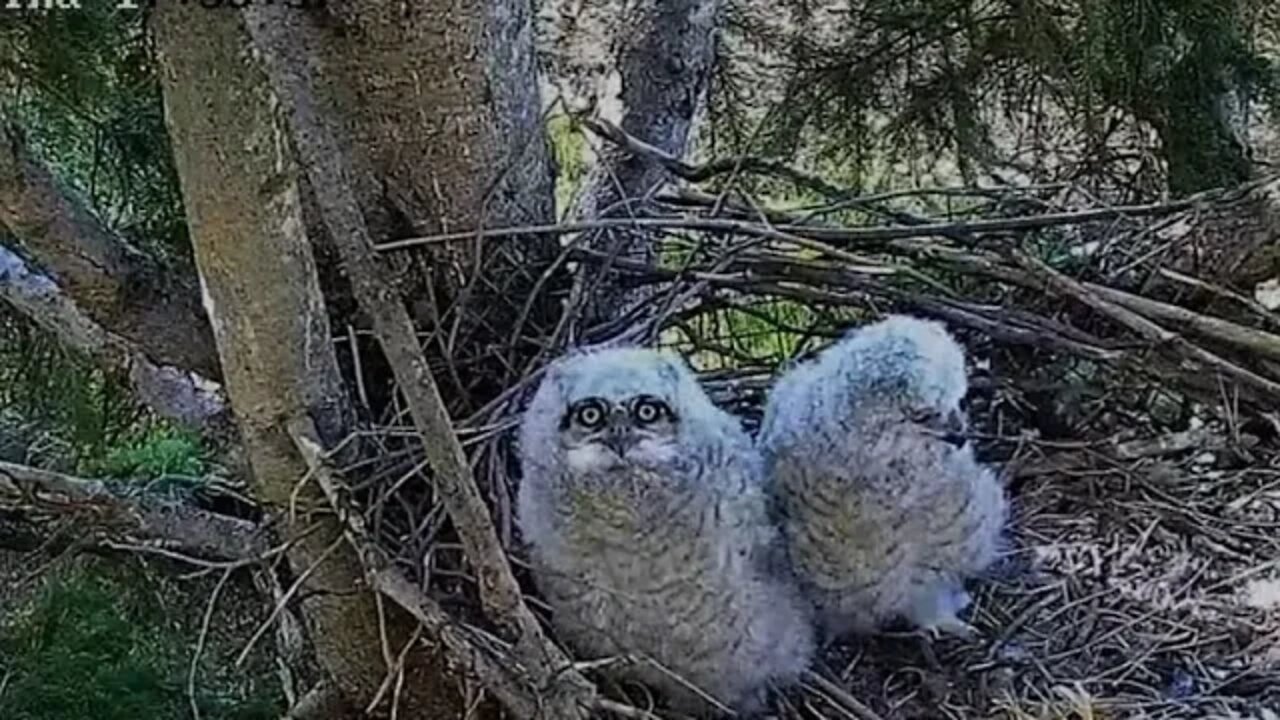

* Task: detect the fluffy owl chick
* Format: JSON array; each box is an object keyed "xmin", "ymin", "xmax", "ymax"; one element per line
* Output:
[
  {"xmin": 759, "ymin": 315, "xmax": 1006, "ymax": 640},
  {"xmin": 518, "ymin": 347, "xmax": 814, "ymax": 716}
]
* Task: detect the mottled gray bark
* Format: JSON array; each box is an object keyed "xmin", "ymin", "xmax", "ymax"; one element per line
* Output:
[
  {"xmin": 0, "ymin": 123, "xmax": 219, "ymax": 379},
  {"xmin": 153, "ymin": 9, "xmax": 464, "ymax": 717},
  {"xmin": 563, "ymin": 0, "xmax": 723, "ymax": 333},
  {"xmin": 0, "ymin": 243, "xmax": 228, "ymax": 433}
]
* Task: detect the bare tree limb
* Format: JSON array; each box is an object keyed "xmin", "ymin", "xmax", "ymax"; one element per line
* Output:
[
  {"xmin": 0, "ymin": 243, "xmax": 231, "ymax": 434},
  {"xmin": 0, "ymin": 122, "xmax": 219, "ymax": 379},
  {"xmin": 0, "ymin": 459, "xmax": 267, "ymax": 561}
]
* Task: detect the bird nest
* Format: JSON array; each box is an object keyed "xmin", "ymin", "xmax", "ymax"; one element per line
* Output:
[{"xmin": 334, "ymin": 173, "xmax": 1280, "ymax": 719}]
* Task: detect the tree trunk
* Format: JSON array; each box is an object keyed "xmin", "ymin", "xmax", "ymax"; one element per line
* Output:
[
  {"xmin": 562, "ymin": 0, "xmax": 723, "ymax": 334},
  {"xmin": 153, "ymin": 9, "xmax": 464, "ymax": 717},
  {"xmin": 0, "ymin": 124, "xmax": 219, "ymax": 379},
  {"xmin": 270, "ymin": 1, "xmax": 560, "ymax": 406}
]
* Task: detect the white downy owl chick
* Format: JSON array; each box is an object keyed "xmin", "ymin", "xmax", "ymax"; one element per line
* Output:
[
  {"xmin": 518, "ymin": 347, "xmax": 814, "ymax": 716},
  {"xmin": 758, "ymin": 315, "xmax": 1006, "ymax": 640}
]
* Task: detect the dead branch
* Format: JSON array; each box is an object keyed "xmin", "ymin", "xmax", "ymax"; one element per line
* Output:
[
  {"xmin": 1009, "ymin": 249, "xmax": 1280, "ymax": 403},
  {"xmin": 382, "ymin": 204, "xmax": 1201, "ymax": 253},
  {"xmin": 1155, "ymin": 267, "xmax": 1280, "ymax": 331},
  {"xmin": 0, "ymin": 245, "xmax": 231, "ymax": 436},
  {"xmin": 0, "ymin": 460, "xmax": 267, "ymax": 561},
  {"xmin": 1110, "ymin": 427, "xmax": 1227, "ymax": 460},
  {"xmin": 1081, "ymin": 280, "xmax": 1280, "ymax": 366}
]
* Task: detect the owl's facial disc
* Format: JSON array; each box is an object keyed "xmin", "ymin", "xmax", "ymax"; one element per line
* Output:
[{"xmin": 562, "ymin": 394, "xmax": 679, "ymax": 471}]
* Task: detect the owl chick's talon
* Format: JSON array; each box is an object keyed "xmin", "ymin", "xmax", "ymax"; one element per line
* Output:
[{"xmin": 923, "ymin": 616, "xmax": 980, "ymax": 640}]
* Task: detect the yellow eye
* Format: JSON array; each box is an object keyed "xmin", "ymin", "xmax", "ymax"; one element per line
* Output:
[
  {"xmin": 632, "ymin": 397, "xmax": 666, "ymax": 424},
  {"xmin": 575, "ymin": 402, "xmax": 605, "ymax": 428}
]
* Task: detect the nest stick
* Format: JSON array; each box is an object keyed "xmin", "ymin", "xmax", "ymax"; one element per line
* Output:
[{"xmin": 288, "ymin": 418, "xmax": 592, "ymax": 720}]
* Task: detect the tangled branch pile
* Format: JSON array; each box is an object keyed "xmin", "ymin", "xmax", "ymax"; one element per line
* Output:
[{"xmin": 322, "ymin": 142, "xmax": 1280, "ymax": 718}]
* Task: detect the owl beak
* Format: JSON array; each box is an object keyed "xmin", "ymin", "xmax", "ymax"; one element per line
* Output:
[{"xmin": 602, "ymin": 429, "xmax": 637, "ymax": 456}]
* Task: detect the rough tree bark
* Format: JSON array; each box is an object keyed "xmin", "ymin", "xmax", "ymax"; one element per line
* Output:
[
  {"xmin": 272, "ymin": 1, "xmax": 561, "ymax": 405},
  {"xmin": 0, "ymin": 123, "xmax": 219, "ymax": 379},
  {"xmin": 153, "ymin": 9, "xmax": 463, "ymax": 717},
  {"xmin": 556, "ymin": 0, "xmax": 723, "ymax": 334}
]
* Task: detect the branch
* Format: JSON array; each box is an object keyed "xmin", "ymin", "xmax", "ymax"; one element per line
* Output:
[
  {"xmin": 380, "ymin": 198, "xmax": 1203, "ymax": 253},
  {"xmin": 583, "ymin": 116, "xmax": 844, "ymax": 198},
  {"xmin": 242, "ymin": 9, "xmax": 595, "ymax": 717},
  {"xmin": 0, "ymin": 121, "xmax": 220, "ymax": 379},
  {"xmin": 1081, "ymin": 280, "xmax": 1280, "ymax": 366},
  {"xmin": 0, "ymin": 243, "xmax": 231, "ymax": 435},
  {"xmin": 0, "ymin": 459, "xmax": 267, "ymax": 561},
  {"xmin": 1010, "ymin": 249, "xmax": 1280, "ymax": 402}
]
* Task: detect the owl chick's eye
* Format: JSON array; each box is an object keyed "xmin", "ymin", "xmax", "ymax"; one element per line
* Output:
[
  {"xmin": 631, "ymin": 396, "xmax": 670, "ymax": 425},
  {"xmin": 572, "ymin": 399, "xmax": 607, "ymax": 429}
]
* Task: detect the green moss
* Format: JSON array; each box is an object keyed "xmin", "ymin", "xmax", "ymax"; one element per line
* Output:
[
  {"xmin": 547, "ymin": 112, "xmax": 589, "ymax": 216},
  {"xmin": 80, "ymin": 424, "xmax": 208, "ymax": 481}
]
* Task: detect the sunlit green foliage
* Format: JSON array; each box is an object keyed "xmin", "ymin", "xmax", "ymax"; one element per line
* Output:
[
  {"xmin": 547, "ymin": 110, "xmax": 591, "ymax": 215},
  {"xmin": 79, "ymin": 424, "xmax": 207, "ymax": 480}
]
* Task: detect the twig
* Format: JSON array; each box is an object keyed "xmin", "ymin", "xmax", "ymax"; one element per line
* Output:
[
  {"xmin": 1158, "ymin": 268, "xmax": 1280, "ymax": 330},
  {"xmin": 233, "ymin": 535, "xmax": 345, "ymax": 669},
  {"xmin": 283, "ymin": 682, "xmax": 346, "ymax": 720},
  {"xmin": 287, "ymin": 418, "xmax": 597, "ymax": 720},
  {"xmin": 188, "ymin": 567, "xmax": 234, "ymax": 720},
  {"xmin": 802, "ymin": 670, "xmax": 887, "ymax": 720},
  {"xmin": 1082, "ymin": 280, "xmax": 1280, "ymax": 365},
  {"xmin": 594, "ymin": 696, "xmax": 669, "ymax": 719},
  {"xmin": 1110, "ymin": 428, "xmax": 1226, "ymax": 460},
  {"xmin": 581, "ymin": 116, "xmax": 845, "ymax": 198},
  {"xmin": 377, "ymin": 200, "xmax": 1199, "ymax": 253},
  {"xmin": 99, "ymin": 540, "xmax": 292, "ymax": 573}
]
